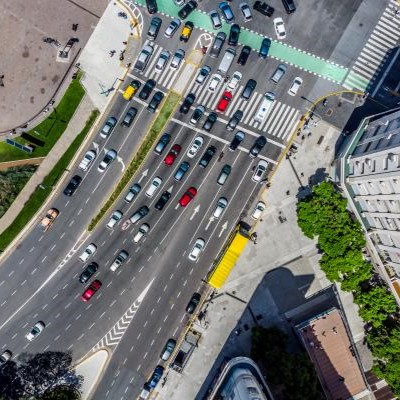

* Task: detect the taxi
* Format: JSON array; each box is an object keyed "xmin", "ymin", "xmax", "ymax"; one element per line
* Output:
[
  {"xmin": 180, "ymin": 21, "xmax": 194, "ymax": 42},
  {"xmin": 122, "ymin": 79, "xmax": 141, "ymax": 100}
]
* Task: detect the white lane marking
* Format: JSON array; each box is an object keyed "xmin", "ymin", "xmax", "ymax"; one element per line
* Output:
[
  {"xmin": 150, "ymin": 339, "xmax": 155, "ymax": 346},
  {"xmin": 144, "ymin": 321, "xmax": 148, "ymax": 328},
  {"xmin": 77, "ymin": 208, "xmax": 83, "ymax": 216},
  {"xmin": 31, "ymin": 268, "xmax": 37, "ymax": 275},
  {"xmin": 21, "ymin": 280, "xmax": 27, "ymax": 286},
  {"xmin": 52, "ymin": 293, "xmax": 59, "ymax": 300},
  {"xmin": 137, "ymin": 332, "xmax": 141, "ymax": 340},
  {"xmin": 65, "ymin": 324, "xmax": 71, "ymax": 331},
  {"xmin": 64, "ymin": 302, "xmax": 71, "ymax": 309},
  {"xmin": 54, "ymin": 335, "xmax": 60, "ymax": 341},
  {"xmin": 38, "ymin": 235, "xmax": 44, "ymax": 242},
  {"xmin": 157, "ymin": 327, "xmax": 162, "ymax": 334},
  {"xmin": 60, "ymin": 232, "xmax": 65, "ymax": 239},
  {"xmin": 99, "ymin": 311, "xmax": 106, "ymax": 319},
  {"xmin": 177, "ymin": 291, "xmax": 181, "ymax": 298},
  {"xmin": 19, "ymin": 259, "xmax": 24, "ymax": 265},
  {"xmin": 76, "ymin": 314, "xmax": 82, "ymax": 320},
  {"xmin": 77, "ymin": 333, "xmax": 84, "ymax": 341},
  {"xmin": 163, "ymin": 285, "xmax": 167, "ymax": 292},
  {"xmin": 163, "ymin": 315, "xmax": 168, "ymax": 322},
  {"xmin": 62, "ymin": 283, "xmax": 69, "ymax": 290},
  {"xmin": 41, "ymin": 256, "xmax": 47, "ymax": 263},
  {"xmin": 11, "ymin": 290, "xmax": 16, "ymax": 296},
  {"xmin": 150, "ymin": 308, "xmax": 155, "ymax": 315},
  {"xmin": 68, "ymin": 220, "xmax": 75, "ymax": 227},
  {"xmin": 143, "ymin": 352, "xmax": 148, "ymax": 359},
  {"xmin": 170, "ymin": 303, "xmax": 174, "ymax": 310},
  {"xmin": 29, "ymin": 247, "xmax": 35, "ymax": 253},
  {"xmin": 1, "ymin": 301, "xmax": 6, "ymax": 307},
  {"xmin": 0, "ymin": 281, "xmax": 3, "ymax": 287},
  {"xmin": 88, "ymin": 323, "xmax": 95, "ymax": 330},
  {"xmin": 110, "ymin": 300, "xmax": 117, "ymax": 307},
  {"xmin": 50, "ymin": 244, "xmax": 56, "ymax": 252},
  {"xmin": 11, "ymin": 333, "xmax": 17, "ymax": 340},
  {"xmin": 120, "ymin": 289, "xmax": 126, "ymax": 296}
]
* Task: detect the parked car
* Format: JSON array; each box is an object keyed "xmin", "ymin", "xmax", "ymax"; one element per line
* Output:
[
  {"xmin": 239, "ymin": 2, "xmax": 252, "ymax": 21},
  {"xmin": 249, "ymin": 136, "xmax": 267, "ymax": 157},
  {"xmin": 270, "ymin": 63, "xmax": 287, "ymax": 84},
  {"xmin": 164, "ymin": 18, "xmax": 181, "ymax": 38},
  {"xmin": 139, "ymin": 79, "xmax": 156, "ymax": 100},
  {"xmin": 241, "ymin": 79, "xmax": 257, "ymax": 100},
  {"xmin": 199, "ymin": 145, "xmax": 217, "ymax": 168},
  {"xmin": 63, "ymin": 175, "xmax": 82, "ymax": 196},
  {"xmin": 124, "ymin": 183, "xmax": 141, "ymax": 203},
  {"xmin": 190, "ymin": 106, "xmax": 205, "ymax": 125},
  {"xmin": 187, "ymin": 136, "xmax": 204, "ymax": 158},
  {"xmin": 219, "ymin": 1, "xmax": 234, "ymax": 23},
  {"xmin": 253, "ymin": 0, "xmax": 275, "ymax": 16},
  {"xmin": 146, "ymin": 0, "xmax": 158, "ymax": 14},
  {"xmin": 40, "ymin": 208, "xmax": 59, "ymax": 232},
  {"xmin": 180, "ymin": 93, "xmax": 196, "ymax": 114},
  {"xmin": 237, "ymin": 45, "xmax": 251, "ymax": 65},
  {"xmin": 134, "ymin": 43, "xmax": 154, "ymax": 72},
  {"xmin": 229, "ymin": 130, "xmax": 245, "ymax": 151},
  {"xmin": 121, "ymin": 107, "xmax": 138, "ymax": 127},
  {"xmin": 0, "ymin": 351, "xmax": 12, "ymax": 366},
  {"xmin": 227, "ymin": 110, "xmax": 243, "ymax": 131},
  {"xmin": 81, "ymin": 280, "xmax": 102, "ymax": 302},
  {"xmin": 147, "ymin": 91, "xmax": 164, "ymax": 113},
  {"xmin": 155, "ymin": 50, "xmax": 170, "ymax": 72},
  {"xmin": 99, "ymin": 117, "xmax": 117, "ymax": 139},
  {"xmin": 160, "ymin": 339, "xmax": 176, "ymax": 361},
  {"xmin": 155, "ymin": 191, "xmax": 171, "ymax": 210},
  {"xmin": 78, "ymin": 150, "xmax": 96, "ymax": 171},
  {"xmin": 170, "ymin": 49, "xmax": 185, "ymax": 69},
  {"xmin": 252, "ymin": 159, "xmax": 269, "ymax": 182},
  {"xmin": 174, "ymin": 161, "xmax": 190, "ymax": 181},
  {"xmin": 79, "ymin": 243, "xmax": 97, "ymax": 263},
  {"xmin": 208, "ymin": 73, "xmax": 222, "ymax": 92},
  {"xmin": 251, "ymin": 201, "xmax": 266, "ymax": 219},
  {"xmin": 202, "ymin": 112, "xmax": 218, "ymax": 131},
  {"xmin": 110, "ymin": 250, "xmax": 129, "ymax": 272},
  {"xmin": 179, "ymin": 187, "xmax": 197, "ymax": 207},
  {"xmin": 133, "ymin": 223, "xmax": 150, "ymax": 243},
  {"xmin": 148, "ymin": 366, "xmax": 165, "ymax": 389},
  {"xmin": 288, "ymin": 77, "xmax": 303, "ymax": 96},
  {"xmin": 164, "ymin": 144, "xmax": 182, "ymax": 166},
  {"xmin": 146, "ymin": 176, "xmax": 162, "ymax": 198},
  {"xmin": 186, "ymin": 293, "xmax": 201, "ymax": 313},
  {"xmin": 217, "ymin": 164, "xmax": 231, "ymax": 185},
  {"xmin": 178, "ymin": 0, "xmax": 197, "ymax": 19},
  {"xmin": 196, "ymin": 65, "xmax": 211, "ymax": 85},
  {"xmin": 98, "ymin": 149, "xmax": 117, "ymax": 172},
  {"xmin": 154, "ymin": 133, "xmax": 171, "ymax": 154},
  {"xmin": 188, "ymin": 238, "xmax": 205, "ymax": 261},
  {"xmin": 79, "ymin": 262, "xmax": 98, "ymax": 284},
  {"xmin": 228, "ymin": 24, "xmax": 240, "ymax": 46},
  {"xmin": 123, "ymin": 80, "xmax": 141, "ymax": 101},
  {"xmin": 213, "ymin": 197, "xmax": 228, "ymax": 219},
  {"xmin": 129, "ymin": 206, "xmax": 150, "ymax": 224},
  {"xmin": 210, "ymin": 32, "xmax": 226, "ymax": 58},
  {"xmin": 259, "ymin": 38, "xmax": 271, "ymax": 58},
  {"xmin": 227, "ymin": 71, "xmax": 242, "ymax": 91},
  {"xmin": 216, "ymin": 91, "xmax": 233, "ymax": 112},
  {"xmin": 26, "ymin": 321, "xmax": 45, "ymax": 341},
  {"xmin": 147, "ymin": 16, "xmax": 162, "ymax": 40},
  {"xmin": 273, "ymin": 17, "xmax": 286, "ymax": 39},
  {"xmin": 106, "ymin": 210, "xmax": 123, "ymax": 229},
  {"xmin": 180, "ymin": 21, "xmax": 194, "ymax": 42},
  {"xmin": 209, "ymin": 10, "xmax": 222, "ymax": 29}
]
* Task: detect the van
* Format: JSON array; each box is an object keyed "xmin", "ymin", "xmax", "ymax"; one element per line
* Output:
[
  {"xmin": 281, "ymin": 0, "xmax": 296, "ymax": 14},
  {"xmin": 253, "ymin": 92, "xmax": 275, "ymax": 123},
  {"xmin": 217, "ymin": 48, "xmax": 236, "ymax": 75}
]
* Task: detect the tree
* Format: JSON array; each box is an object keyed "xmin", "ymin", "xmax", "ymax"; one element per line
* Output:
[{"xmin": 39, "ymin": 385, "xmax": 81, "ymax": 400}]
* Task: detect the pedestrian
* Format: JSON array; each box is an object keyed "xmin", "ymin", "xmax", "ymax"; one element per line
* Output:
[
  {"xmin": 72, "ymin": 23, "xmax": 78, "ymax": 31},
  {"xmin": 122, "ymin": 41, "xmax": 128, "ymax": 45},
  {"xmin": 286, "ymin": 190, "xmax": 290, "ymax": 195},
  {"xmin": 300, "ymin": 172, "xmax": 304, "ymax": 177},
  {"xmin": 109, "ymin": 50, "xmax": 116, "ymax": 57}
]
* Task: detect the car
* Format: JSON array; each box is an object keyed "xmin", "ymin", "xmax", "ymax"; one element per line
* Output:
[
  {"xmin": 81, "ymin": 279, "xmax": 102, "ymax": 302},
  {"xmin": 121, "ymin": 107, "xmax": 138, "ymax": 127},
  {"xmin": 186, "ymin": 292, "xmax": 201, "ymax": 313},
  {"xmin": 288, "ymin": 77, "xmax": 303, "ymax": 96},
  {"xmin": 253, "ymin": 0, "xmax": 275, "ymax": 16},
  {"xmin": 237, "ymin": 45, "xmax": 251, "ymax": 65},
  {"xmin": 270, "ymin": 63, "xmax": 287, "ymax": 84},
  {"xmin": 227, "ymin": 110, "xmax": 243, "ymax": 131},
  {"xmin": 202, "ymin": 112, "xmax": 218, "ymax": 132},
  {"xmin": 129, "ymin": 206, "xmax": 150, "ymax": 224},
  {"xmin": 227, "ymin": 71, "xmax": 242, "ymax": 91},
  {"xmin": 208, "ymin": 73, "xmax": 222, "ymax": 93},
  {"xmin": 187, "ymin": 136, "xmax": 204, "ymax": 158},
  {"xmin": 180, "ymin": 21, "xmax": 194, "ymax": 42},
  {"xmin": 146, "ymin": 176, "xmax": 162, "ymax": 198},
  {"xmin": 209, "ymin": 10, "xmax": 222, "ymax": 29},
  {"xmin": 155, "ymin": 50, "xmax": 170, "ymax": 72},
  {"xmin": 78, "ymin": 149, "xmax": 96, "ymax": 171},
  {"xmin": 106, "ymin": 210, "xmax": 123, "ymax": 229},
  {"xmin": 249, "ymin": 136, "xmax": 267, "ymax": 157},
  {"xmin": 213, "ymin": 197, "xmax": 228, "ymax": 218},
  {"xmin": 229, "ymin": 130, "xmax": 245, "ymax": 151},
  {"xmin": 252, "ymin": 159, "xmax": 269, "ymax": 182},
  {"xmin": 40, "ymin": 208, "xmax": 59, "ymax": 231},
  {"xmin": 228, "ymin": 24, "xmax": 240, "ymax": 46},
  {"xmin": 79, "ymin": 243, "xmax": 97, "ymax": 263},
  {"xmin": 155, "ymin": 190, "xmax": 171, "ymax": 210},
  {"xmin": 195, "ymin": 65, "xmax": 211, "ymax": 85},
  {"xmin": 251, "ymin": 201, "xmax": 266, "ymax": 219},
  {"xmin": 239, "ymin": 2, "xmax": 252, "ymax": 21},
  {"xmin": 99, "ymin": 117, "xmax": 117, "ymax": 139},
  {"xmin": 26, "ymin": 321, "xmax": 45, "ymax": 341},
  {"xmin": 219, "ymin": 2, "xmax": 234, "ymax": 23},
  {"xmin": 164, "ymin": 144, "xmax": 182, "ymax": 166},
  {"xmin": 282, "ymin": 0, "xmax": 296, "ymax": 14},
  {"xmin": 259, "ymin": 38, "xmax": 271, "ymax": 58},
  {"xmin": 122, "ymin": 80, "xmax": 141, "ymax": 100},
  {"xmin": 146, "ymin": 0, "xmax": 158, "ymax": 14},
  {"xmin": 199, "ymin": 145, "xmax": 216, "ymax": 168},
  {"xmin": 216, "ymin": 91, "xmax": 233, "ymax": 112},
  {"xmin": 148, "ymin": 366, "xmax": 165, "ymax": 389},
  {"xmin": 110, "ymin": 250, "xmax": 129, "ymax": 272},
  {"xmin": 134, "ymin": 43, "xmax": 154, "ymax": 72},
  {"xmin": 160, "ymin": 339, "xmax": 176, "ymax": 361},
  {"xmin": 147, "ymin": 91, "xmax": 164, "ymax": 113},
  {"xmin": 241, "ymin": 79, "xmax": 257, "ymax": 100},
  {"xmin": 165, "ymin": 18, "xmax": 181, "ymax": 38},
  {"xmin": 217, "ymin": 164, "xmax": 231, "ymax": 185},
  {"xmin": 189, "ymin": 238, "xmax": 205, "ymax": 261},
  {"xmin": 98, "ymin": 149, "xmax": 117, "ymax": 172},
  {"xmin": 0, "ymin": 350, "xmax": 12, "ymax": 366},
  {"xmin": 133, "ymin": 223, "xmax": 150, "ymax": 243},
  {"xmin": 174, "ymin": 161, "xmax": 190, "ymax": 181},
  {"xmin": 79, "ymin": 262, "xmax": 98, "ymax": 284},
  {"xmin": 179, "ymin": 186, "xmax": 197, "ymax": 207},
  {"xmin": 274, "ymin": 17, "xmax": 286, "ymax": 39},
  {"xmin": 180, "ymin": 93, "xmax": 195, "ymax": 114},
  {"xmin": 178, "ymin": 0, "xmax": 197, "ymax": 19},
  {"xmin": 124, "ymin": 183, "xmax": 141, "ymax": 203},
  {"xmin": 190, "ymin": 105, "xmax": 205, "ymax": 125},
  {"xmin": 147, "ymin": 16, "xmax": 162, "ymax": 40},
  {"xmin": 63, "ymin": 175, "xmax": 82, "ymax": 196},
  {"xmin": 154, "ymin": 133, "xmax": 171, "ymax": 154},
  {"xmin": 210, "ymin": 31, "xmax": 226, "ymax": 58},
  {"xmin": 170, "ymin": 49, "xmax": 185, "ymax": 69},
  {"xmin": 139, "ymin": 79, "xmax": 156, "ymax": 100}
]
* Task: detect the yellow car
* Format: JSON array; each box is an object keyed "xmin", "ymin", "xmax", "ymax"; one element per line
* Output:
[
  {"xmin": 180, "ymin": 21, "xmax": 194, "ymax": 42},
  {"xmin": 122, "ymin": 80, "xmax": 141, "ymax": 101}
]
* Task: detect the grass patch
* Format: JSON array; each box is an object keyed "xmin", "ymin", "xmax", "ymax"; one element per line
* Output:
[
  {"xmin": 0, "ymin": 110, "xmax": 99, "ymax": 251},
  {"xmin": 0, "ymin": 76, "xmax": 85, "ymax": 163},
  {"xmin": 88, "ymin": 92, "xmax": 181, "ymax": 231}
]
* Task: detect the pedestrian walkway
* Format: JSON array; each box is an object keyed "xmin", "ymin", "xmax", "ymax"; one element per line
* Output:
[{"xmin": 342, "ymin": 0, "xmax": 400, "ymax": 91}]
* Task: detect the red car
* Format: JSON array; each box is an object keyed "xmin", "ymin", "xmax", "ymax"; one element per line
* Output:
[
  {"xmin": 216, "ymin": 91, "xmax": 233, "ymax": 112},
  {"xmin": 81, "ymin": 280, "xmax": 102, "ymax": 302},
  {"xmin": 164, "ymin": 144, "xmax": 182, "ymax": 166},
  {"xmin": 179, "ymin": 187, "xmax": 197, "ymax": 207}
]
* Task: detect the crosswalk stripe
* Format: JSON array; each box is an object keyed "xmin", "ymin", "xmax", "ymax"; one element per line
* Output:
[
  {"xmin": 353, "ymin": 61, "xmax": 379, "ymax": 76},
  {"xmin": 375, "ymin": 23, "xmax": 399, "ymax": 41},
  {"xmin": 273, "ymin": 106, "xmax": 291, "ymax": 138},
  {"xmin": 244, "ymin": 94, "xmax": 262, "ymax": 125},
  {"xmin": 352, "ymin": 65, "xmax": 375, "ymax": 79},
  {"xmin": 356, "ymin": 55, "xmax": 380, "ymax": 70},
  {"xmin": 277, "ymin": 107, "xmax": 296, "ymax": 139},
  {"xmin": 369, "ymin": 34, "xmax": 393, "ymax": 49},
  {"xmin": 359, "ymin": 49, "xmax": 386, "ymax": 64},
  {"xmin": 364, "ymin": 41, "xmax": 387, "ymax": 57},
  {"xmin": 263, "ymin": 102, "xmax": 284, "ymax": 133},
  {"xmin": 380, "ymin": 16, "xmax": 400, "ymax": 31},
  {"xmin": 281, "ymin": 111, "xmax": 300, "ymax": 141},
  {"xmin": 372, "ymin": 27, "xmax": 398, "ymax": 44}
]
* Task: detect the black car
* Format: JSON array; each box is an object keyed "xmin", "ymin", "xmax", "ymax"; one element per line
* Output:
[
  {"xmin": 237, "ymin": 46, "xmax": 251, "ymax": 65},
  {"xmin": 259, "ymin": 38, "xmax": 271, "ymax": 59},
  {"xmin": 228, "ymin": 24, "xmax": 240, "ymax": 46},
  {"xmin": 121, "ymin": 107, "xmax": 138, "ymax": 127},
  {"xmin": 227, "ymin": 110, "xmax": 243, "ymax": 131},
  {"xmin": 63, "ymin": 175, "xmax": 82, "ymax": 196},
  {"xmin": 253, "ymin": 0, "xmax": 275, "ymax": 16},
  {"xmin": 178, "ymin": 0, "xmax": 197, "ymax": 19},
  {"xmin": 210, "ymin": 32, "xmax": 226, "ymax": 58},
  {"xmin": 186, "ymin": 292, "xmax": 201, "ymax": 314},
  {"xmin": 199, "ymin": 146, "xmax": 217, "ymax": 168},
  {"xmin": 249, "ymin": 136, "xmax": 267, "ymax": 158},
  {"xmin": 202, "ymin": 112, "xmax": 217, "ymax": 132},
  {"xmin": 180, "ymin": 93, "xmax": 196, "ymax": 114},
  {"xmin": 229, "ymin": 131, "xmax": 245, "ymax": 151},
  {"xmin": 155, "ymin": 191, "xmax": 171, "ymax": 210},
  {"xmin": 241, "ymin": 79, "xmax": 257, "ymax": 100},
  {"xmin": 79, "ymin": 262, "xmax": 98, "ymax": 284},
  {"xmin": 147, "ymin": 91, "xmax": 164, "ymax": 113},
  {"xmin": 146, "ymin": 0, "xmax": 158, "ymax": 14},
  {"xmin": 147, "ymin": 16, "xmax": 162, "ymax": 40},
  {"xmin": 148, "ymin": 366, "xmax": 164, "ymax": 389},
  {"xmin": 154, "ymin": 133, "xmax": 171, "ymax": 154},
  {"xmin": 139, "ymin": 79, "xmax": 156, "ymax": 100},
  {"xmin": 190, "ymin": 105, "xmax": 205, "ymax": 125}
]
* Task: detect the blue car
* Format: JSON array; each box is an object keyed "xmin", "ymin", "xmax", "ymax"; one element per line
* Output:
[
  {"xmin": 174, "ymin": 161, "xmax": 190, "ymax": 181},
  {"xmin": 219, "ymin": 2, "xmax": 234, "ymax": 23},
  {"xmin": 148, "ymin": 365, "xmax": 164, "ymax": 389},
  {"xmin": 259, "ymin": 38, "xmax": 271, "ymax": 58}
]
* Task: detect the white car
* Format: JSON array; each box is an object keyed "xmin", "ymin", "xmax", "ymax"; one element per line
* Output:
[
  {"xmin": 213, "ymin": 197, "xmax": 228, "ymax": 219},
  {"xmin": 78, "ymin": 150, "xmax": 96, "ymax": 171},
  {"xmin": 288, "ymin": 77, "xmax": 303, "ymax": 96},
  {"xmin": 26, "ymin": 321, "xmax": 45, "ymax": 341},
  {"xmin": 188, "ymin": 238, "xmax": 206, "ymax": 261},
  {"xmin": 0, "ymin": 350, "xmax": 12, "ymax": 366},
  {"xmin": 252, "ymin": 160, "xmax": 268, "ymax": 183},
  {"xmin": 79, "ymin": 243, "xmax": 97, "ymax": 262},
  {"xmin": 251, "ymin": 201, "xmax": 266, "ymax": 220},
  {"xmin": 170, "ymin": 49, "xmax": 185, "ymax": 69},
  {"xmin": 146, "ymin": 176, "xmax": 162, "ymax": 198},
  {"xmin": 273, "ymin": 17, "xmax": 286, "ymax": 40},
  {"xmin": 106, "ymin": 210, "xmax": 123, "ymax": 229},
  {"xmin": 187, "ymin": 136, "xmax": 204, "ymax": 158},
  {"xmin": 155, "ymin": 50, "xmax": 170, "ymax": 73},
  {"xmin": 133, "ymin": 223, "xmax": 150, "ymax": 243},
  {"xmin": 239, "ymin": 2, "xmax": 252, "ymax": 21},
  {"xmin": 227, "ymin": 71, "xmax": 242, "ymax": 91},
  {"xmin": 208, "ymin": 73, "xmax": 222, "ymax": 92}
]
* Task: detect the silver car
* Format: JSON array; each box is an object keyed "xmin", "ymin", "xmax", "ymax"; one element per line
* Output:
[
  {"xmin": 106, "ymin": 210, "xmax": 123, "ymax": 229},
  {"xmin": 213, "ymin": 197, "xmax": 228, "ymax": 219},
  {"xmin": 155, "ymin": 50, "xmax": 170, "ymax": 73},
  {"xmin": 165, "ymin": 18, "xmax": 181, "ymax": 38},
  {"xmin": 78, "ymin": 150, "xmax": 96, "ymax": 171},
  {"xmin": 170, "ymin": 49, "xmax": 185, "ymax": 69},
  {"xmin": 124, "ymin": 183, "xmax": 141, "ymax": 203},
  {"xmin": 98, "ymin": 149, "xmax": 117, "ymax": 172},
  {"xmin": 195, "ymin": 65, "xmax": 211, "ymax": 85},
  {"xmin": 99, "ymin": 117, "xmax": 117, "ymax": 139},
  {"xmin": 110, "ymin": 250, "xmax": 129, "ymax": 272},
  {"xmin": 209, "ymin": 10, "xmax": 222, "ymax": 29}
]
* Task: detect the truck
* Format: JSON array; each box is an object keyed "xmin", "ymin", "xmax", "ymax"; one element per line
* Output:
[
  {"xmin": 40, "ymin": 208, "xmax": 59, "ymax": 232},
  {"xmin": 170, "ymin": 329, "xmax": 201, "ymax": 373},
  {"xmin": 217, "ymin": 48, "xmax": 236, "ymax": 76},
  {"xmin": 134, "ymin": 43, "xmax": 154, "ymax": 72}
]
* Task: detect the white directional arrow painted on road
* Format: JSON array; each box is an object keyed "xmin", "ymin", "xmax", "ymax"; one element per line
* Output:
[
  {"xmin": 219, "ymin": 221, "xmax": 228, "ymax": 237},
  {"xmin": 138, "ymin": 169, "xmax": 148, "ymax": 183},
  {"xmin": 190, "ymin": 205, "xmax": 200, "ymax": 221},
  {"xmin": 205, "ymin": 216, "xmax": 215, "ymax": 231},
  {"xmin": 167, "ymin": 185, "xmax": 174, "ymax": 193},
  {"xmin": 117, "ymin": 156, "xmax": 125, "ymax": 172},
  {"xmin": 92, "ymin": 142, "xmax": 99, "ymax": 151}
]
